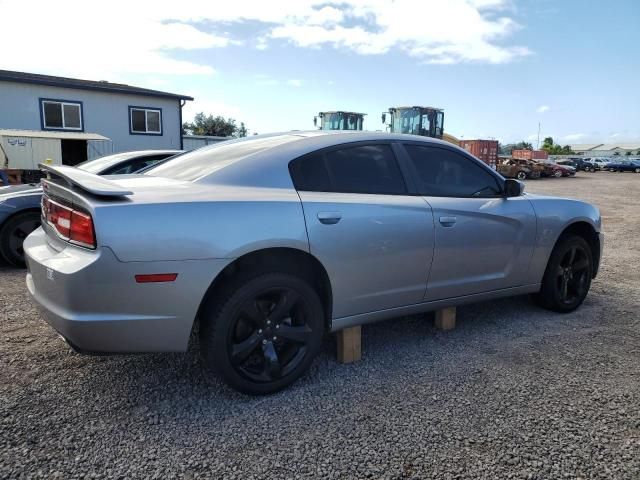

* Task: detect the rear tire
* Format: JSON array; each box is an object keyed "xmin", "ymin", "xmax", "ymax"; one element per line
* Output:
[
  {"xmin": 535, "ymin": 235, "xmax": 593, "ymax": 313},
  {"xmin": 516, "ymin": 171, "xmax": 527, "ymax": 180},
  {"xmin": 199, "ymin": 271, "xmax": 324, "ymax": 395},
  {"xmin": 0, "ymin": 211, "xmax": 41, "ymax": 267}
]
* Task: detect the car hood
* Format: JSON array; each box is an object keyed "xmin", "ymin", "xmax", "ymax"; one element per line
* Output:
[{"xmin": 0, "ymin": 183, "xmax": 43, "ymax": 200}]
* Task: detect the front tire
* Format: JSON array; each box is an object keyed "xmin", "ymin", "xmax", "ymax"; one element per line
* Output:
[
  {"xmin": 535, "ymin": 235, "xmax": 593, "ymax": 313},
  {"xmin": 516, "ymin": 171, "xmax": 527, "ymax": 180},
  {"xmin": 199, "ymin": 272, "xmax": 324, "ymax": 395},
  {"xmin": 0, "ymin": 211, "xmax": 41, "ymax": 267}
]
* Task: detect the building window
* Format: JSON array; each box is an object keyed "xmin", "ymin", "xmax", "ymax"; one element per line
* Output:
[
  {"xmin": 40, "ymin": 99, "xmax": 83, "ymax": 130},
  {"xmin": 129, "ymin": 107, "xmax": 162, "ymax": 135}
]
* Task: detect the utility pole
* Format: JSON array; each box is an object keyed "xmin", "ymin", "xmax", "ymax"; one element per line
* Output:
[{"xmin": 537, "ymin": 122, "xmax": 541, "ymax": 150}]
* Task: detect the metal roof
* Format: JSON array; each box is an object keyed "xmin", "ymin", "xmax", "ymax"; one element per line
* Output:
[
  {"xmin": 590, "ymin": 143, "xmax": 640, "ymax": 150},
  {"xmin": 0, "ymin": 70, "xmax": 193, "ymax": 101},
  {"xmin": 0, "ymin": 129, "xmax": 109, "ymax": 141},
  {"xmin": 569, "ymin": 144, "xmax": 603, "ymax": 151}
]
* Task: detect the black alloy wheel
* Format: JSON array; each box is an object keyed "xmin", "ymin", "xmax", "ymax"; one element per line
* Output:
[
  {"xmin": 200, "ymin": 272, "xmax": 324, "ymax": 394},
  {"xmin": 229, "ymin": 286, "xmax": 314, "ymax": 382},
  {"xmin": 0, "ymin": 211, "xmax": 41, "ymax": 267},
  {"xmin": 535, "ymin": 235, "xmax": 593, "ymax": 312}
]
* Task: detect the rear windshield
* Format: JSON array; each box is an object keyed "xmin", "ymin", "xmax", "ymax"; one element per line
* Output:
[
  {"xmin": 76, "ymin": 152, "xmax": 142, "ymax": 174},
  {"xmin": 146, "ymin": 135, "xmax": 299, "ymax": 181}
]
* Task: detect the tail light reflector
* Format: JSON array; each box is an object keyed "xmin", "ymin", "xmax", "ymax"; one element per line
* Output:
[
  {"xmin": 42, "ymin": 197, "xmax": 96, "ymax": 249},
  {"xmin": 135, "ymin": 273, "xmax": 178, "ymax": 283}
]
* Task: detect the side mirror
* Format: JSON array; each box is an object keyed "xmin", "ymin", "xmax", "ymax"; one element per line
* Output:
[
  {"xmin": 313, "ymin": 116, "xmax": 317, "ymax": 127},
  {"xmin": 381, "ymin": 113, "xmax": 386, "ymax": 124},
  {"xmin": 503, "ymin": 178, "xmax": 524, "ymax": 197}
]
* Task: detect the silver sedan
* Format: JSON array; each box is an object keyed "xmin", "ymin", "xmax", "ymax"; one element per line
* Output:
[{"xmin": 24, "ymin": 132, "xmax": 603, "ymax": 394}]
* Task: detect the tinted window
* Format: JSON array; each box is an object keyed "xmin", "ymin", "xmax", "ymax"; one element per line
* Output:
[
  {"xmin": 131, "ymin": 110, "xmax": 147, "ymax": 132},
  {"xmin": 63, "ymin": 104, "xmax": 81, "ymax": 129},
  {"xmin": 405, "ymin": 145, "xmax": 501, "ymax": 197},
  {"xmin": 43, "ymin": 102, "xmax": 63, "ymax": 128},
  {"xmin": 290, "ymin": 144, "xmax": 406, "ymax": 195}
]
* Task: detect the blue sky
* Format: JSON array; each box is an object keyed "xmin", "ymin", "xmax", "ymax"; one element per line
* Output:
[{"xmin": 2, "ymin": 0, "xmax": 638, "ymax": 144}]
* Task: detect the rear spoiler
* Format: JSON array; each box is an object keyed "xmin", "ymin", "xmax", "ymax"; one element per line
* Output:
[{"xmin": 39, "ymin": 163, "xmax": 133, "ymax": 196}]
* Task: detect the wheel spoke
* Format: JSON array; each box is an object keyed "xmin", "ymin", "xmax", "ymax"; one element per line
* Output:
[
  {"xmin": 567, "ymin": 247, "xmax": 576, "ymax": 265},
  {"xmin": 269, "ymin": 290, "xmax": 301, "ymax": 322},
  {"xmin": 560, "ymin": 277, "xmax": 569, "ymax": 301},
  {"xmin": 231, "ymin": 331, "xmax": 261, "ymax": 365},
  {"xmin": 240, "ymin": 300, "xmax": 265, "ymax": 325},
  {"xmin": 572, "ymin": 258, "xmax": 589, "ymax": 272},
  {"xmin": 277, "ymin": 324, "xmax": 313, "ymax": 344},
  {"xmin": 555, "ymin": 266, "xmax": 565, "ymax": 278},
  {"xmin": 261, "ymin": 341, "xmax": 281, "ymax": 379}
]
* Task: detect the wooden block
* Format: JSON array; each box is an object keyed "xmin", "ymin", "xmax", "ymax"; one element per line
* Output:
[
  {"xmin": 337, "ymin": 326, "xmax": 361, "ymax": 363},
  {"xmin": 435, "ymin": 307, "xmax": 456, "ymax": 331}
]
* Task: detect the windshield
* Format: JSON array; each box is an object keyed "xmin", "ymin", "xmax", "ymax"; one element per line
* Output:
[
  {"xmin": 76, "ymin": 152, "xmax": 147, "ymax": 174},
  {"xmin": 321, "ymin": 113, "xmax": 362, "ymax": 130},
  {"xmin": 392, "ymin": 109, "xmax": 421, "ymax": 135},
  {"xmin": 146, "ymin": 135, "xmax": 300, "ymax": 181}
]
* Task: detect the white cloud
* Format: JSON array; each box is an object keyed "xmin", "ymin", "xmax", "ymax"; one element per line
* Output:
[
  {"xmin": 536, "ymin": 105, "xmax": 550, "ymax": 113},
  {"xmin": 287, "ymin": 79, "xmax": 303, "ymax": 87},
  {"xmin": 0, "ymin": 0, "xmax": 531, "ymax": 82}
]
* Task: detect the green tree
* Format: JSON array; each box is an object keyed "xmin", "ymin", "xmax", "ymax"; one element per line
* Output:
[
  {"xmin": 237, "ymin": 122, "xmax": 248, "ymax": 138},
  {"xmin": 542, "ymin": 137, "xmax": 554, "ymax": 150},
  {"xmin": 625, "ymin": 151, "xmax": 632, "ymax": 156},
  {"xmin": 182, "ymin": 112, "xmax": 248, "ymax": 137}
]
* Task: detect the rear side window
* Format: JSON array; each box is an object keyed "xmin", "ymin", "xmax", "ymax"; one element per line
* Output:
[
  {"xmin": 404, "ymin": 144, "xmax": 502, "ymax": 197},
  {"xmin": 290, "ymin": 144, "xmax": 407, "ymax": 195}
]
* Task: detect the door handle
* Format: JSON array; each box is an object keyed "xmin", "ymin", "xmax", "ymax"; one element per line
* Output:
[
  {"xmin": 439, "ymin": 216, "xmax": 457, "ymax": 227},
  {"xmin": 317, "ymin": 211, "xmax": 342, "ymax": 225}
]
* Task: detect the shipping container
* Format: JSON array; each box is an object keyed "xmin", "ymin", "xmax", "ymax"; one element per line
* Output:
[
  {"xmin": 512, "ymin": 149, "xmax": 549, "ymax": 160},
  {"xmin": 460, "ymin": 139, "xmax": 499, "ymax": 168}
]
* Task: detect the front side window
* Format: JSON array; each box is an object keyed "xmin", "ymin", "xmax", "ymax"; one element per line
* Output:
[
  {"xmin": 41, "ymin": 99, "xmax": 82, "ymax": 130},
  {"xmin": 290, "ymin": 144, "xmax": 407, "ymax": 195},
  {"xmin": 129, "ymin": 107, "xmax": 162, "ymax": 134},
  {"xmin": 404, "ymin": 144, "xmax": 502, "ymax": 197}
]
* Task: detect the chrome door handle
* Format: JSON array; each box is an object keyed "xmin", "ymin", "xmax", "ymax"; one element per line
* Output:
[
  {"xmin": 317, "ymin": 211, "xmax": 342, "ymax": 225},
  {"xmin": 439, "ymin": 216, "xmax": 457, "ymax": 227}
]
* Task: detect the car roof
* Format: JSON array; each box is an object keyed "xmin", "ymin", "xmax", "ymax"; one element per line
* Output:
[{"xmin": 167, "ymin": 130, "xmax": 486, "ymax": 189}]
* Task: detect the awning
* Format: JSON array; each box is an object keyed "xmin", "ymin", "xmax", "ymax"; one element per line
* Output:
[{"xmin": 0, "ymin": 129, "xmax": 109, "ymax": 141}]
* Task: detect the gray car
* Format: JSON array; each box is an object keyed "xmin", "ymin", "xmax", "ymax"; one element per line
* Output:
[
  {"xmin": 24, "ymin": 132, "xmax": 603, "ymax": 394},
  {"xmin": 0, "ymin": 150, "xmax": 181, "ymax": 266}
]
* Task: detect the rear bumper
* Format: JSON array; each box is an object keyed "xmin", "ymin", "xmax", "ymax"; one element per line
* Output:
[{"xmin": 25, "ymin": 227, "xmax": 230, "ymax": 353}]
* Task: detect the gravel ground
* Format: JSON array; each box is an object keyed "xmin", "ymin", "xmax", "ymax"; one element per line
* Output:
[{"xmin": 1, "ymin": 172, "xmax": 639, "ymax": 479}]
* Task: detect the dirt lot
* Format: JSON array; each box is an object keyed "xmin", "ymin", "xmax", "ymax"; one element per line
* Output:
[{"xmin": 1, "ymin": 172, "xmax": 639, "ymax": 479}]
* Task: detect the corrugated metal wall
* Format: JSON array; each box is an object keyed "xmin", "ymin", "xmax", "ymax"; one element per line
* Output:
[{"xmin": 1, "ymin": 136, "xmax": 61, "ymax": 169}]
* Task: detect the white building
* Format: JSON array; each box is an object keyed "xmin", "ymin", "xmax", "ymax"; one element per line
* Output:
[{"xmin": 570, "ymin": 143, "xmax": 640, "ymax": 157}]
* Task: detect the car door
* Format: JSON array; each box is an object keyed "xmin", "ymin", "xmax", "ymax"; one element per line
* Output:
[
  {"xmin": 289, "ymin": 142, "xmax": 435, "ymax": 319},
  {"xmin": 399, "ymin": 143, "xmax": 536, "ymax": 301}
]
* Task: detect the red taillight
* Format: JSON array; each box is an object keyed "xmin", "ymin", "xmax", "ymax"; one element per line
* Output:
[{"xmin": 42, "ymin": 197, "xmax": 96, "ymax": 249}]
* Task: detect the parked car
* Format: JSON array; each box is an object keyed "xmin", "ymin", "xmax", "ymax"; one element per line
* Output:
[
  {"xmin": 590, "ymin": 158, "xmax": 612, "ymax": 171},
  {"xmin": 536, "ymin": 161, "xmax": 566, "ymax": 178},
  {"xmin": 565, "ymin": 158, "xmax": 600, "ymax": 172},
  {"xmin": 497, "ymin": 158, "xmax": 542, "ymax": 180},
  {"xmin": 607, "ymin": 159, "xmax": 640, "ymax": 173},
  {"xmin": 0, "ymin": 150, "xmax": 181, "ymax": 266},
  {"xmin": 25, "ymin": 132, "xmax": 603, "ymax": 394},
  {"xmin": 556, "ymin": 163, "xmax": 576, "ymax": 177},
  {"xmin": 557, "ymin": 158, "xmax": 595, "ymax": 172}
]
